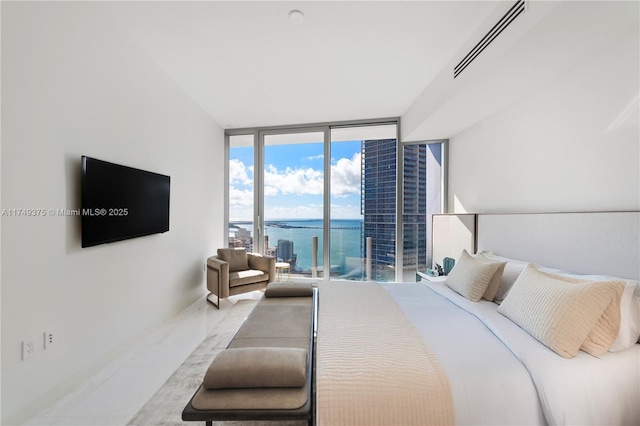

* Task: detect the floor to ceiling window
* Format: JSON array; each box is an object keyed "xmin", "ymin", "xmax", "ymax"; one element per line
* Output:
[
  {"xmin": 262, "ymin": 130, "xmax": 325, "ymax": 278},
  {"xmin": 227, "ymin": 134, "xmax": 255, "ymax": 251},
  {"xmin": 225, "ymin": 120, "xmax": 445, "ymax": 283},
  {"xmin": 330, "ymin": 125, "xmax": 398, "ymax": 281}
]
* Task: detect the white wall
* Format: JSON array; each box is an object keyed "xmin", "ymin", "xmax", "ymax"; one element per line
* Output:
[
  {"xmin": 448, "ymin": 21, "xmax": 639, "ymax": 213},
  {"xmin": 1, "ymin": 3, "xmax": 224, "ymax": 424}
]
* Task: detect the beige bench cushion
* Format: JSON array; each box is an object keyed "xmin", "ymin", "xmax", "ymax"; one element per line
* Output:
[{"xmin": 192, "ymin": 385, "xmax": 308, "ymax": 411}]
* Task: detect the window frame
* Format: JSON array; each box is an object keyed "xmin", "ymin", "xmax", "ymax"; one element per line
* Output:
[{"xmin": 224, "ymin": 118, "xmax": 447, "ymax": 282}]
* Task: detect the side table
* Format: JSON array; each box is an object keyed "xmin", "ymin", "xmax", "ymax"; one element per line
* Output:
[
  {"xmin": 275, "ymin": 262, "xmax": 291, "ymax": 282},
  {"xmin": 416, "ymin": 271, "xmax": 448, "ymax": 283}
]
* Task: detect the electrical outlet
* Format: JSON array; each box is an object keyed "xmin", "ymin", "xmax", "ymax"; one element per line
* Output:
[
  {"xmin": 22, "ymin": 338, "xmax": 35, "ymax": 360},
  {"xmin": 44, "ymin": 329, "xmax": 57, "ymax": 349}
]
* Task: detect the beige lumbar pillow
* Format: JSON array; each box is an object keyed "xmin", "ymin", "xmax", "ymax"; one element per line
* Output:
[
  {"xmin": 536, "ymin": 269, "xmax": 624, "ymax": 357},
  {"xmin": 203, "ymin": 347, "xmax": 308, "ymax": 389},
  {"xmin": 445, "ymin": 250, "xmax": 503, "ymax": 302},
  {"xmin": 474, "ymin": 252, "xmax": 507, "ymax": 301},
  {"xmin": 498, "ymin": 265, "xmax": 622, "ymax": 358}
]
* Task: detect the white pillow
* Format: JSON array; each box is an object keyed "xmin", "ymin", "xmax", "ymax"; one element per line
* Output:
[
  {"xmin": 478, "ymin": 252, "xmax": 528, "ymax": 303},
  {"xmin": 609, "ymin": 280, "xmax": 640, "ymax": 351}
]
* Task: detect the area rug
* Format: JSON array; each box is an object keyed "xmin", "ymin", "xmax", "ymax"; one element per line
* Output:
[{"xmin": 127, "ymin": 297, "xmax": 306, "ymax": 426}]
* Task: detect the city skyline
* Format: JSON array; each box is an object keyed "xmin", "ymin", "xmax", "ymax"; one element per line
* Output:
[{"xmin": 228, "ymin": 138, "xmax": 439, "ymax": 281}]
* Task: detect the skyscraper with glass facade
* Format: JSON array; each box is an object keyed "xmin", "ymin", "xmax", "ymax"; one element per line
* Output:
[
  {"xmin": 361, "ymin": 139, "xmax": 397, "ymax": 281},
  {"xmin": 402, "ymin": 144, "xmax": 428, "ymax": 275},
  {"xmin": 362, "ymin": 139, "xmax": 428, "ymax": 281}
]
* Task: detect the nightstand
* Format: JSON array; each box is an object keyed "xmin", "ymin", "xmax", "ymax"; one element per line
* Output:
[{"xmin": 415, "ymin": 271, "xmax": 448, "ymax": 283}]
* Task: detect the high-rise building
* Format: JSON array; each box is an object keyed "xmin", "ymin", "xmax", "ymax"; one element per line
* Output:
[
  {"xmin": 277, "ymin": 239, "xmax": 295, "ymax": 263},
  {"xmin": 402, "ymin": 144, "xmax": 428, "ymax": 275},
  {"xmin": 362, "ymin": 139, "xmax": 428, "ymax": 281},
  {"xmin": 361, "ymin": 139, "xmax": 397, "ymax": 281}
]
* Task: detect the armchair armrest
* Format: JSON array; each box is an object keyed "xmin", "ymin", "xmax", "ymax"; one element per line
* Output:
[
  {"xmin": 207, "ymin": 256, "xmax": 230, "ymax": 298},
  {"xmin": 248, "ymin": 253, "xmax": 276, "ymax": 282}
]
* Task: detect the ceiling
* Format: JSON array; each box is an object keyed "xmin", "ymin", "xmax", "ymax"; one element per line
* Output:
[{"xmin": 96, "ymin": 1, "xmax": 502, "ymax": 130}]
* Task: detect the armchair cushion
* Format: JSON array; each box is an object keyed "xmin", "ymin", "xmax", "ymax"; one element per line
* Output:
[
  {"xmin": 217, "ymin": 248, "xmax": 249, "ymax": 272},
  {"xmin": 230, "ymin": 270, "xmax": 270, "ymax": 288}
]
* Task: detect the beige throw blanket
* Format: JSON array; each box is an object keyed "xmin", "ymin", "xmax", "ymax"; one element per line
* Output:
[{"xmin": 316, "ymin": 282, "xmax": 455, "ymax": 425}]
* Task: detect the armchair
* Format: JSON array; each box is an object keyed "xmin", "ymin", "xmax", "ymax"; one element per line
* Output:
[{"xmin": 206, "ymin": 248, "xmax": 275, "ymax": 309}]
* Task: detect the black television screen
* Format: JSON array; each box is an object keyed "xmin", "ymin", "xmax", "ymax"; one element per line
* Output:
[{"xmin": 81, "ymin": 156, "xmax": 170, "ymax": 248}]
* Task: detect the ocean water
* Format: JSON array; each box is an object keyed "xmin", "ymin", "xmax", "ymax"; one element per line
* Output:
[{"xmin": 265, "ymin": 219, "xmax": 363, "ymax": 271}]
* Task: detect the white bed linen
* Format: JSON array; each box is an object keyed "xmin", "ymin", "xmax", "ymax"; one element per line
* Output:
[
  {"xmin": 390, "ymin": 281, "xmax": 640, "ymax": 426},
  {"xmin": 382, "ymin": 282, "xmax": 545, "ymax": 425}
]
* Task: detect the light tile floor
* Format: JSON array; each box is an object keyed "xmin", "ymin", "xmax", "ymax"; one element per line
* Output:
[{"xmin": 23, "ymin": 292, "xmax": 264, "ymax": 426}]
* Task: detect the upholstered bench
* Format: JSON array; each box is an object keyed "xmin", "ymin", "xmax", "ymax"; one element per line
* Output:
[{"xmin": 182, "ymin": 282, "xmax": 317, "ymax": 426}]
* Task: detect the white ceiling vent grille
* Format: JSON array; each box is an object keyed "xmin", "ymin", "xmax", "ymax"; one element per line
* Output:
[{"xmin": 454, "ymin": 0, "xmax": 526, "ymax": 79}]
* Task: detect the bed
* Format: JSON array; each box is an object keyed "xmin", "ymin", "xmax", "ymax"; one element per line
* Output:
[{"xmin": 315, "ymin": 212, "xmax": 640, "ymax": 425}]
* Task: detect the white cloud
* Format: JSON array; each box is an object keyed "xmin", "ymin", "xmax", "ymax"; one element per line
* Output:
[
  {"xmin": 229, "ymin": 186, "xmax": 254, "ymax": 221},
  {"xmin": 261, "ymin": 153, "xmax": 361, "ymax": 198},
  {"xmin": 264, "ymin": 186, "xmax": 279, "ymax": 197},
  {"xmin": 266, "ymin": 204, "xmax": 323, "ymax": 220},
  {"xmin": 229, "ymin": 159, "xmax": 252, "ymax": 185},
  {"xmin": 305, "ymin": 154, "xmax": 324, "ymax": 161},
  {"xmin": 331, "ymin": 203, "xmax": 362, "ymax": 219},
  {"xmin": 331, "ymin": 152, "xmax": 361, "ymax": 197},
  {"xmin": 264, "ymin": 164, "xmax": 323, "ymax": 196},
  {"xmin": 229, "ymin": 187, "xmax": 253, "ymax": 207}
]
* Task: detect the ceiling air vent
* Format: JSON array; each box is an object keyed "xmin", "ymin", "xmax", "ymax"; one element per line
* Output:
[{"xmin": 454, "ymin": 0, "xmax": 526, "ymax": 79}]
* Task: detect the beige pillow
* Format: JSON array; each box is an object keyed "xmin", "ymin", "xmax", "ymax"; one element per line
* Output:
[
  {"xmin": 498, "ymin": 265, "xmax": 622, "ymax": 358},
  {"xmin": 445, "ymin": 250, "xmax": 503, "ymax": 302},
  {"xmin": 217, "ymin": 248, "xmax": 249, "ymax": 272},
  {"xmin": 203, "ymin": 347, "xmax": 308, "ymax": 389},
  {"xmin": 537, "ymin": 269, "xmax": 624, "ymax": 357},
  {"xmin": 473, "ymin": 252, "xmax": 506, "ymax": 301}
]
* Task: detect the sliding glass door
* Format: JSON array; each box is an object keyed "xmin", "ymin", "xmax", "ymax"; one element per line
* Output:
[
  {"xmin": 330, "ymin": 125, "xmax": 398, "ymax": 282},
  {"xmin": 262, "ymin": 130, "xmax": 326, "ymax": 279}
]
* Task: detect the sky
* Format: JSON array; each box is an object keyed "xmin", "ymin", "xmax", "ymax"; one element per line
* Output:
[{"xmin": 229, "ymin": 140, "xmax": 362, "ymax": 220}]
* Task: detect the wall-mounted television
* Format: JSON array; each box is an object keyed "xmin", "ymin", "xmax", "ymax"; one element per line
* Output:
[{"xmin": 81, "ymin": 156, "xmax": 170, "ymax": 248}]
